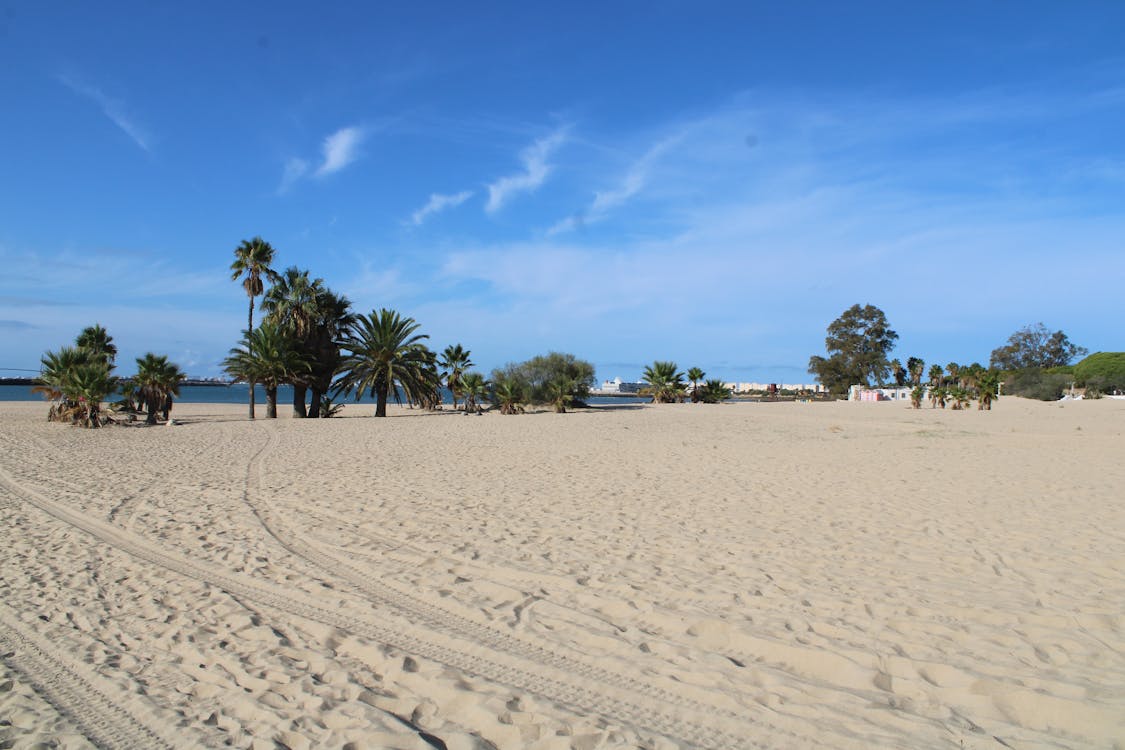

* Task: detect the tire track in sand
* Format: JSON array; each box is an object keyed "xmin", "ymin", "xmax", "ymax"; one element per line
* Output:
[
  {"xmin": 241, "ymin": 422, "xmax": 819, "ymax": 749},
  {"xmin": 0, "ymin": 602, "xmax": 206, "ymax": 750},
  {"xmin": 0, "ymin": 449, "xmax": 787, "ymax": 749}
]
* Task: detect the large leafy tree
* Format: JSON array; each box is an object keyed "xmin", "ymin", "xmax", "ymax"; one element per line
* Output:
[
  {"xmin": 439, "ymin": 344, "xmax": 474, "ymax": 410},
  {"xmin": 230, "ymin": 237, "xmax": 280, "ymax": 419},
  {"xmin": 222, "ymin": 322, "xmax": 309, "ymax": 419},
  {"xmin": 989, "ymin": 323, "xmax": 1087, "ymax": 371},
  {"xmin": 642, "ymin": 361, "xmax": 686, "ymax": 403},
  {"xmin": 489, "ymin": 352, "xmax": 596, "ymax": 407},
  {"xmin": 133, "ymin": 353, "xmax": 186, "ymax": 425},
  {"xmin": 334, "ymin": 309, "xmax": 439, "ymax": 417},
  {"xmin": 808, "ymin": 304, "xmax": 898, "ymax": 394}
]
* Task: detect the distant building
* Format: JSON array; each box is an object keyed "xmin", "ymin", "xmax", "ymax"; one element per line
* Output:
[
  {"xmin": 848, "ymin": 385, "xmax": 913, "ymax": 402},
  {"xmin": 595, "ymin": 377, "xmax": 643, "ymax": 394}
]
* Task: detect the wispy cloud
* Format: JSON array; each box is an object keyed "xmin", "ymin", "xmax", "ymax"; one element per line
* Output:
[
  {"xmin": 485, "ymin": 128, "xmax": 568, "ymax": 213},
  {"xmin": 548, "ymin": 133, "xmax": 682, "ymax": 235},
  {"xmin": 315, "ymin": 126, "xmax": 366, "ymax": 177},
  {"xmin": 57, "ymin": 74, "xmax": 151, "ymax": 152},
  {"xmin": 277, "ymin": 157, "xmax": 310, "ymax": 194},
  {"xmin": 410, "ymin": 190, "xmax": 474, "ymax": 225}
]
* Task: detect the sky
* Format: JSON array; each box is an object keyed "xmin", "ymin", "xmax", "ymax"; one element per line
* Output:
[{"xmin": 2, "ymin": 2, "xmax": 1123, "ymax": 382}]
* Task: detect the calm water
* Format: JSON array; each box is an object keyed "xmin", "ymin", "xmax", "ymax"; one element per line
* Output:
[{"xmin": 0, "ymin": 384, "xmax": 647, "ymax": 406}]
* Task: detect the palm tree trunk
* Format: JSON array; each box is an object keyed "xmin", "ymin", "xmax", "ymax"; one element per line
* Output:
[
  {"xmin": 375, "ymin": 384, "xmax": 388, "ymax": 417},
  {"xmin": 247, "ymin": 298, "xmax": 256, "ymax": 420},
  {"xmin": 266, "ymin": 386, "xmax": 278, "ymax": 418},
  {"xmin": 292, "ymin": 384, "xmax": 307, "ymax": 418},
  {"xmin": 309, "ymin": 387, "xmax": 323, "ymax": 418},
  {"xmin": 146, "ymin": 396, "xmax": 158, "ymax": 425}
]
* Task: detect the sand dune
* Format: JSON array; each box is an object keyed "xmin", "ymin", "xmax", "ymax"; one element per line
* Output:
[{"xmin": 1, "ymin": 398, "xmax": 1123, "ymax": 749}]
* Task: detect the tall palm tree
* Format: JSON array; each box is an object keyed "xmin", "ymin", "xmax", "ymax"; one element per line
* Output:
[
  {"xmin": 134, "ymin": 353, "xmax": 186, "ymax": 425},
  {"xmin": 890, "ymin": 359, "xmax": 906, "ymax": 387},
  {"xmin": 439, "ymin": 344, "xmax": 474, "ymax": 410},
  {"xmin": 928, "ymin": 364, "xmax": 945, "ymax": 387},
  {"xmin": 262, "ymin": 267, "xmax": 326, "ymax": 417},
  {"xmin": 230, "ymin": 237, "xmax": 280, "ymax": 419},
  {"xmin": 76, "ymin": 324, "xmax": 117, "ymax": 365},
  {"xmin": 306, "ymin": 289, "xmax": 354, "ymax": 418},
  {"xmin": 907, "ymin": 357, "xmax": 925, "ymax": 387},
  {"xmin": 334, "ymin": 309, "xmax": 439, "ymax": 417},
  {"xmin": 642, "ymin": 361, "xmax": 685, "ymax": 403},
  {"xmin": 686, "ymin": 367, "xmax": 705, "ymax": 403},
  {"xmin": 222, "ymin": 323, "xmax": 309, "ymax": 419}
]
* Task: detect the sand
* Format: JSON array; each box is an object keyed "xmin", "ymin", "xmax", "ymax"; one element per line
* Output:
[{"xmin": 1, "ymin": 397, "xmax": 1123, "ymax": 749}]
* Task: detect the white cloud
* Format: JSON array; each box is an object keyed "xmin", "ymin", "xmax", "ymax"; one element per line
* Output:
[
  {"xmin": 277, "ymin": 157, "xmax": 310, "ymax": 194},
  {"xmin": 410, "ymin": 190, "xmax": 474, "ymax": 225},
  {"xmin": 58, "ymin": 74, "xmax": 152, "ymax": 152},
  {"xmin": 485, "ymin": 128, "xmax": 568, "ymax": 213},
  {"xmin": 549, "ymin": 133, "xmax": 682, "ymax": 235},
  {"xmin": 315, "ymin": 126, "xmax": 366, "ymax": 177}
]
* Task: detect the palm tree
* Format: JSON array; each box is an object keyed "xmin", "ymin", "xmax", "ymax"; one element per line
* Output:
[
  {"xmin": 334, "ymin": 309, "xmax": 439, "ymax": 417},
  {"xmin": 76, "ymin": 324, "xmax": 117, "ymax": 365},
  {"xmin": 910, "ymin": 385, "xmax": 924, "ymax": 409},
  {"xmin": 890, "ymin": 359, "xmax": 906, "ymax": 387},
  {"xmin": 230, "ymin": 237, "xmax": 280, "ymax": 419},
  {"xmin": 133, "ymin": 353, "xmax": 186, "ymax": 425},
  {"xmin": 686, "ymin": 367, "xmax": 705, "ymax": 403},
  {"xmin": 977, "ymin": 370, "xmax": 1000, "ymax": 411},
  {"xmin": 642, "ymin": 361, "xmax": 685, "ymax": 403},
  {"xmin": 492, "ymin": 376, "xmax": 525, "ymax": 415},
  {"xmin": 928, "ymin": 364, "xmax": 945, "ymax": 387},
  {"xmin": 68, "ymin": 361, "xmax": 116, "ymax": 428},
  {"xmin": 306, "ymin": 289, "xmax": 354, "ymax": 418},
  {"xmin": 262, "ymin": 267, "xmax": 326, "ymax": 417},
  {"xmin": 222, "ymin": 323, "xmax": 309, "ymax": 419},
  {"xmin": 33, "ymin": 346, "xmax": 88, "ymax": 421},
  {"xmin": 460, "ymin": 372, "xmax": 487, "ymax": 413},
  {"xmin": 545, "ymin": 377, "xmax": 576, "ymax": 413},
  {"xmin": 699, "ymin": 379, "xmax": 730, "ymax": 404},
  {"xmin": 439, "ymin": 344, "xmax": 474, "ymax": 410},
  {"xmin": 34, "ymin": 346, "xmax": 115, "ymax": 426},
  {"xmin": 907, "ymin": 357, "xmax": 925, "ymax": 387}
]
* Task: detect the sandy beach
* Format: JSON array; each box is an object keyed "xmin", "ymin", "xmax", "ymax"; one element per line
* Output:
[{"xmin": 1, "ymin": 398, "xmax": 1123, "ymax": 749}]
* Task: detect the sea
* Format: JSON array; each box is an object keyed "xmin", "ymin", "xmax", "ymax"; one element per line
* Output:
[{"xmin": 0, "ymin": 383, "xmax": 647, "ymax": 407}]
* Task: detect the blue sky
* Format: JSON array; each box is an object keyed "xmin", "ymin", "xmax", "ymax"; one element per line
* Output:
[{"xmin": 2, "ymin": 3, "xmax": 1123, "ymax": 381}]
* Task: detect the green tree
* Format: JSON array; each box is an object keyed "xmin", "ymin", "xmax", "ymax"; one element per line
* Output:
[
  {"xmin": 230, "ymin": 236, "xmax": 280, "ymax": 419},
  {"xmin": 699, "ymin": 379, "xmax": 730, "ymax": 404},
  {"xmin": 439, "ymin": 344, "xmax": 474, "ymax": 410},
  {"xmin": 642, "ymin": 361, "xmax": 686, "ymax": 403},
  {"xmin": 927, "ymin": 364, "xmax": 944, "ymax": 386},
  {"xmin": 1073, "ymin": 352, "xmax": 1125, "ymax": 394},
  {"xmin": 460, "ymin": 372, "xmax": 487, "ymax": 413},
  {"xmin": 491, "ymin": 376, "xmax": 525, "ymax": 415},
  {"xmin": 906, "ymin": 357, "xmax": 925, "ymax": 386},
  {"xmin": 807, "ymin": 304, "xmax": 899, "ymax": 394},
  {"xmin": 334, "ymin": 309, "xmax": 439, "ymax": 417},
  {"xmin": 990, "ymin": 323, "xmax": 1087, "ymax": 371},
  {"xmin": 75, "ymin": 324, "xmax": 117, "ymax": 365},
  {"xmin": 133, "ymin": 353, "xmax": 186, "ymax": 425},
  {"xmin": 223, "ymin": 323, "xmax": 308, "ymax": 419},
  {"xmin": 490, "ymin": 352, "xmax": 596, "ymax": 406},
  {"xmin": 686, "ymin": 367, "xmax": 705, "ymax": 403},
  {"xmin": 262, "ymin": 267, "xmax": 327, "ymax": 417},
  {"xmin": 977, "ymin": 370, "xmax": 1001, "ymax": 410}
]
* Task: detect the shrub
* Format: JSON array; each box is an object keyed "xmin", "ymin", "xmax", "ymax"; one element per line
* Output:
[
  {"xmin": 1073, "ymin": 352, "xmax": 1125, "ymax": 393},
  {"xmin": 1002, "ymin": 368, "xmax": 1071, "ymax": 401},
  {"xmin": 490, "ymin": 352, "xmax": 595, "ymax": 407}
]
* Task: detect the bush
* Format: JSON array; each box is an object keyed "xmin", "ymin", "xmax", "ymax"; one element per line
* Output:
[
  {"xmin": 490, "ymin": 352, "xmax": 596, "ymax": 406},
  {"xmin": 1073, "ymin": 352, "xmax": 1125, "ymax": 393},
  {"xmin": 1002, "ymin": 368, "xmax": 1071, "ymax": 401}
]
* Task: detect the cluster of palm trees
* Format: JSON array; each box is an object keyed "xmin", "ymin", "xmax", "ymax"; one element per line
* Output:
[
  {"xmin": 35, "ymin": 325, "xmax": 185, "ymax": 427},
  {"xmin": 888, "ymin": 356, "xmax": 1001, "ymax": 411},
  {"xmin": 227, "ymin": 238, "xmax": 492, "ymax": 418},
  {"xmin": 641, "ymin": 361, "xmax": 730, "ymax": 404}
]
